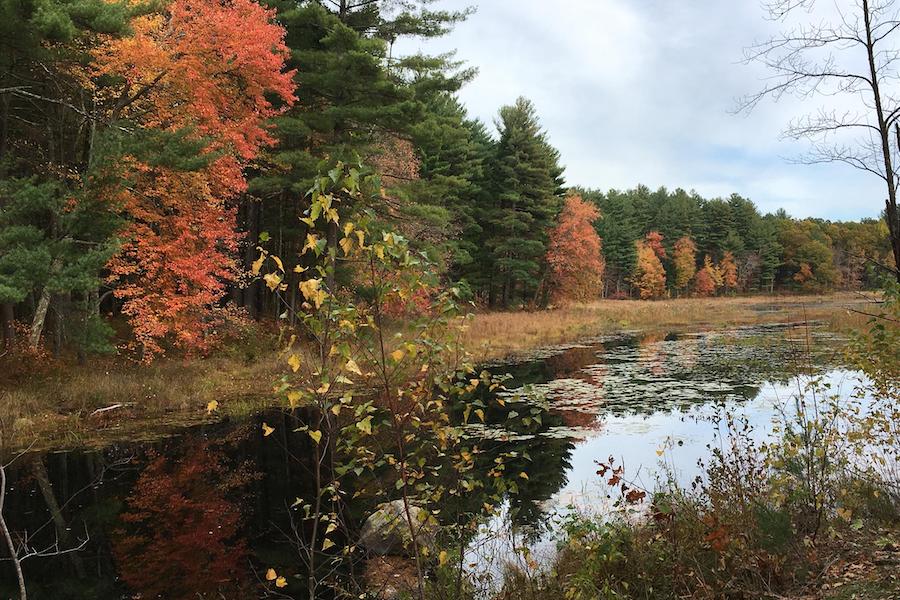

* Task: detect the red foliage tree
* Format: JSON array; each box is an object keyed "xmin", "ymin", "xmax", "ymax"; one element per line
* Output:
[
  {"xmin": 112, "ymin": 442, "xmax": 257, "ymax": 599},
  {"xmin": 645, "ymin": 230, "xmax": 667, "ymax": 259},
  {"xmin": 546, "ymin": 195, "xmax": 605, "ymax": 304},
  {"xmin": 96, "ymin": 0, "xmax": 295, "ymax": 356},
  {"xmin": 693, "ymin": 256, "xmax": 717, "ymax": 297}
]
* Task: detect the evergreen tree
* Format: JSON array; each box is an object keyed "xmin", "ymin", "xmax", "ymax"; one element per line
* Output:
[{"xmin": 484, "ymin": 97, "xmax": 564, "ymax": 306}]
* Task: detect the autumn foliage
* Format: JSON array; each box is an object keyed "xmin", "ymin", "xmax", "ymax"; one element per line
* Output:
[
  {"xmin": 633, "ymin": 232, "xmax": 667, "ymax": 299},
  {"xmin": 546, "ymin": 195, "xmax": 605, "ymax": 304},
  {"xmin": 96, "ymin": 0, "xmax": 295, "ymax": 356},
  {"xmin": 719, "ymin": 251, "xmax": 739, "ymax": 292},
  {"xmin": 693, "ymin": 255, "xmax": 718, "ymax": 297},
  {"xmin": 112, "ymin": 441, "xmax": 257, "ymax": 599},
  {"xmin": 672, "ymin": 236, "xmax": 697, "ymax": 293}
]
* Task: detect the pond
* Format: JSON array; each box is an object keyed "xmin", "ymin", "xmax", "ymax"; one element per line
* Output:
[{"xmin": 0, "ymin": 323, "xmax": 861, "ymax": 599}]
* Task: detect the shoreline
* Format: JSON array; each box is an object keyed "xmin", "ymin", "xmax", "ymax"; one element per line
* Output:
[{"xmin": 1, "ymin": 293, "xmax": 875, "ymax": 452}]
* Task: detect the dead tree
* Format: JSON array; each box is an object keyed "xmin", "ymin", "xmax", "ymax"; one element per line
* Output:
[{"xmin": 739, "ymin": 0, "xmax": 900, "ymax": 282}]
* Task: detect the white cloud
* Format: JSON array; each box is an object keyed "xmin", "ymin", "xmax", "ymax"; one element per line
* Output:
[{"xmin": 394, "ymin": 0, "xmax": 887, "ymax": 220}]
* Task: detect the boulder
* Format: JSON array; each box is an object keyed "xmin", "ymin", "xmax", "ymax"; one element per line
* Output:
[{"xmin": 358, "ymin": 500, "xmax": 437, "ymax": 556}]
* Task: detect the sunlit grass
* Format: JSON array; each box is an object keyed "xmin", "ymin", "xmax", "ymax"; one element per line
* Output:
[{"xmin": 464, "ymin": 293, "xmax": 875, "ymax": 363}]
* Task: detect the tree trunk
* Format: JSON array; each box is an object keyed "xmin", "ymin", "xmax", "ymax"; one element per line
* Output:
[
  {"xmin": 31, "ymin": 457, "xmax": 87, "ymax": 579},
  {"xmin": 863, "ymin": 0, "xmax": 900, "ymax": 283},
  {"xmin": 29, "ymin": 258, "xmax": 63, "ymax": 351},
  {"xmin": 1, "ymin": 302, "xmax": 13, "ymax": 351}
]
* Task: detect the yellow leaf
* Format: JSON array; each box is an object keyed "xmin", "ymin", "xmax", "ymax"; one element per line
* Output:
[
  {"xmin": 303, "ymin": 233, "xmax": 319, "ymax": 254},
  {"xmin": 322, "ymin": 538, "xmax": 335, "ymax": 550},
  {"xmin": 355, "ymin": 230, "xmax": 365, "ymax": 247},
  {"xmin": 655, "ymin": 448, "xmax": 665, "ymax": 457},
  {"xmin": 343, "ymin": 222, "xmax": 354, "ymax": 236},
  {"xmin": 265, "ymin": 568, "xmax": 277, "ymax": 581},
  {"xmin": 287, "ymin": 391, "xmax": 302, "ymax": 408},
  {"xmin": 251, "ymin": 254, "xmax": 265, "ymax": 276},
  {"xmin": 271, "ymin": 255, "xmax": 284, "ymax": 272},
  {"xmin": 275, "ymin": 576, "xmax": 287, "ymax": 588},
  {"xmin": 345, "ymin": 358, "xmax": 363, "ymax": 375},
  {"xmin": 206, "ymin": 400, "xmax": 218, "ymax": 414},
  {"xmin": 316, "ymin": 382, "xmax": 331, "ymax": 394},
  {"xmin": 390, "ymin": 349, "xmax": 405, "ymax": 362},
  {"xmin": 339, "ymin": 236, "xmax": 354, "ymax": 256},
  {"xmin": 475, "ymin": 409, "xmax": 485, "ymax": 422},
  {"xmin": 326, "ymin": 522, "xmax": 337, "ymax": 534},
  {"xmin": 263, "ymin": 272, "xmax": 282, "ymax": 291},
  {"xmin": 331, "ymin": 404, "xmax": 341, "ymax": 416},
  {"xmin": 262, "ymin": 422, "xmax": 275, "ymax": 437},
  {"xmin": 309, "ymin": 430, "xmax": 322, "ymax": 444},
  {"xmin": 439, "ymin": 550, "xmax": 448, "ymax": 566},
  {"xmin": 519, "ymin": 472, "xmax": 529, "ymax": 480},
  {"xmin": 374, "ymin": 245, "xmax": 385, "ymax": 260},
  {"xmin": 293, "ymin": 264, "xmax": 307, "ymax": 274},
  {"xmin": 288, "ymin": 354, "xmax": 301, "ymax": 373}
]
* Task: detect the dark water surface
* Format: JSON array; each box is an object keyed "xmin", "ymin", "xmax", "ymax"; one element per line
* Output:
[{"xmin": 1, "ymin": 323, "xmax": 857, "ymax": 598}]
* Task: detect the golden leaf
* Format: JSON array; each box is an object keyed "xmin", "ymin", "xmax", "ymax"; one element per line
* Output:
[
  {"xmin": 390, "ymin": 349, "xmax": 405, "ymax": 362},
  {"xmin": 265, "ymin": 568, "xmax": 277, "ymax": 581},
  {"xmin": 309, "ymin": 430, "xmax": 322, "ymax": 444},
  {"xmin": 287, "ymin": 391, "xmax": 302, "ymax": 408},
  {"xmin": 206, "ymin": 400, "xmax": 218, "ymax": 414},
  {"xmin": 345, "ymin": 358, "xmax": 363, "ymax": 375},
  {"xmin": 275, "ymin": 576, "xmax": 287, "ymax": 588},
  {"xmin": 251, "ymin": 254, "xmax": 265, "ymax": 276},
  {"xmin": 262, "ymin": 422, "xmax": 275, "ymax": 437},
  {"xmin": 287, "ymin": 354, "xmax": 301, "ymax": 373},
  {"xmin": 322, "ymin": 538, "xmax": 336, "ymax": 550}
]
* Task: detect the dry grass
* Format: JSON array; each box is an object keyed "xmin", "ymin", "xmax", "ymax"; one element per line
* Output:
[
  {"xmin": 463, "ymin": 292, "xmax": 877, "ymax": 363},
  {"xmin": 1, "ymin": 351, "xmax": 284, "ymax": 451},
  {"xmin": 1, "ymin": 292, "xmax": 878, "ymax": 451}
]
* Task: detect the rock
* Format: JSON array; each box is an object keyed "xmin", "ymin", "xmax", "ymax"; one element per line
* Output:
[{"xmin": 358, "ymin": 500, "xmax": 437, "ymax": 556}]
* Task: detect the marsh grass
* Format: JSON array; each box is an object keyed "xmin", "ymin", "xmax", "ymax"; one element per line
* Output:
[
  {"xmin": 0, "ymin": 351, "xmax": 286, "ymax": 451},
  {"xmin": 464, "ymin": 293, "xmax": 874, "ymax": 362},
  {"xmin": 0, "ymin": 293, "xmax": 874, "ymax": 451}
]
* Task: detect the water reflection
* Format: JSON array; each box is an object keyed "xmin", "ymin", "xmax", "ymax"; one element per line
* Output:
[{"xmin": 0, "ymin": 324, "xmax": 849, "ymax": 598}]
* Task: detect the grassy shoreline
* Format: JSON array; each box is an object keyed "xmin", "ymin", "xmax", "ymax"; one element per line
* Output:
[{"xmin": 0, "ymin": 293, "xmax": 876, "ymax": 451}]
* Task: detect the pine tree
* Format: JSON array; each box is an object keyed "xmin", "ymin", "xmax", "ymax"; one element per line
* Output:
[{"xmin": 485, "ymin": 97, "xmax": 565, "ymax": 306}]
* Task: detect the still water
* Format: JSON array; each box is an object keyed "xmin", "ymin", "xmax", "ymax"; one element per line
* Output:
[{"xmin": 0, "ymin": 323, "xmax": 859, "ymax": 598}]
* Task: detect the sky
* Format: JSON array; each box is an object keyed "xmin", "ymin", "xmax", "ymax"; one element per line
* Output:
[{"xmin": 393, "ymin": 0, "xmax": 887, "ymax": 221}]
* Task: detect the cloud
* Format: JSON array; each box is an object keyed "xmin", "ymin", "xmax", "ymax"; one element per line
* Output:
[{"xmin": 394, "ymin": 0, "xmax": 886, "ymax": 220}]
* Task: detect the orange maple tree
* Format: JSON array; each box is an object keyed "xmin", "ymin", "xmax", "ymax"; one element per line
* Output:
[
  {"xmin": 546, "ymin": 195, "xmax": 605, "ymax": 304},
  {"xmin": 633, "ymin": 233, "xmax": 667, "ymax": 300},
  {"xmin": 693, "ymin": 255, "xmax": 718, "ymax": 297},
  {"xmin": 719, "ymin": 251, "xmax": 739, "ymax": 292},
  {"xmin": 95, "ymin": 0, "xmax": 296, "ymax": 356}
]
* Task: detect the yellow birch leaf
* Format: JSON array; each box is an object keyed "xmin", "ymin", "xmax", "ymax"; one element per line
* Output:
[
  {"xmin": 322, "ymin": 538, "xmax": 335, "ymax": 550},
  {"xmin": 345, "ymin": 358, "xmax": 363, "ymax": 375},
  {"xmin": 251, "ymin": 254, "xmax": 265, "ymax": 276},
  {"xmin": 271, "ymin": 255, "xmax": 284, "ymax": 272},
  {"xmin": 288, "ymin": 354, "xmax": 301, "ymax": 373},
  {"xmin": 265, "ymin": 568, "xmax": 277, "ymax": 581},
  {"xmin": 275, "ymin": 576, "xmax": 287, "ymax": 588},
  {"xmin": 206, "ymin": 400, "xmax": 218, "ymax": 414},
  {"xmin": 309, "ymin": 430, "xmax": 322, "ymax": 444},
  {"xmin": 519, "ymin": 472, "xmax": 529, "ymax": 480},
  {"xmin": 262, "ymin": 422, "xmax": 275, "ymax": 437},
  {"xmin": 287, "ymin": 391, "xmax": 302, "ymax": 408}
]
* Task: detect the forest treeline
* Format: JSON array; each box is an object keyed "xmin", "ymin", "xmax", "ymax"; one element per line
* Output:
[{"xmin": 0, "ymin": 0, "xmax": 894, "ymax": 359}]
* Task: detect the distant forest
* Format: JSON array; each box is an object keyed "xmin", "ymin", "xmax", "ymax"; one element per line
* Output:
[{"xmin": 0, "ymin": 0, "xmax": 894, "ymax": 358}]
